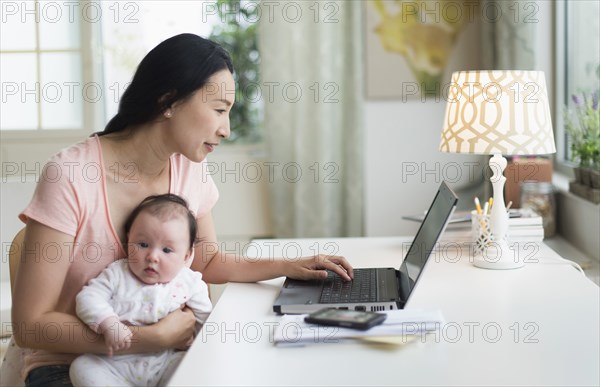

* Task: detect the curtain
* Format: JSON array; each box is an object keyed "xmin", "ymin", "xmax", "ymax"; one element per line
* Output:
[
  {"xmin": 480, "ymin": 0, "xmax": 536, "ymax": 69},
  {"xmin": 478, "ymin": 0, "xmax": 538, "ymax": 200},
  {"xmin": 258, "ymin": 1, "xmax": 364, "ymax": 238}
]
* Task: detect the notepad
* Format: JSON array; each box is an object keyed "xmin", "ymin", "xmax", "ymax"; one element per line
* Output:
[{"xmin": 273, "ymin": 309, "xmax": 444, "ymax": 347}]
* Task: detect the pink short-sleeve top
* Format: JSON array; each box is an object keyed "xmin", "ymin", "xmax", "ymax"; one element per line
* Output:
[{"xmin": 16, "ymin": 135, "xmax": 219, "ymax": 377}]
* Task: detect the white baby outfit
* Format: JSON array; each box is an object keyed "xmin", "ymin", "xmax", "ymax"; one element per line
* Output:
[{"xmin": 69, "ymin": 259, "xmax": 212, "ymax": 386}]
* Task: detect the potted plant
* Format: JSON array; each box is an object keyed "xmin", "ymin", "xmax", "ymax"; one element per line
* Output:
[
  {"xmin": 564, "ymin": 90, "xmax": 600, "ymax": 202},
  {"xmin": 587, "ymin": 135, "xmax": 600, "ymax": 189}
]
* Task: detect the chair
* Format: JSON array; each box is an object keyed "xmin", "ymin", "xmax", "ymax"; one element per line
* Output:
[
  {"xmin": 0, "ymin": 229, "xmax": 26, "ymax": 387},
  {"xmin": 8, "ymin": 228, "xmax": 25, "ymax": 296}
]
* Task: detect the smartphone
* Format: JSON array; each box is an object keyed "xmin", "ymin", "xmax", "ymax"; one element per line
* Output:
[{"xmin": 304, "ymin": 308, "xmax": 387, "ymax": 330}]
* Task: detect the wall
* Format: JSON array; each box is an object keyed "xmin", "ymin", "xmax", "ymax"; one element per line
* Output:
[
  {"xmin": 207, "ymin": 146, "xmax": 273, "ymax": 242},
  {"xmin": 364, "ymin": 1, "xmax": 558, "ymax": 239},
  {"xmin": 365, "ymin": 99, "xmax": 485, "ymax": 236},
  {"xmin": 364, "ymin": 7, "xmax": 483, "ymax": 236}
]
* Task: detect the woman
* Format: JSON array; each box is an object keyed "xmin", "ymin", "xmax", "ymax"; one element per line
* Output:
[{"xmin": 3, "ymin": 34, "xmax": 353, "ymax": 386}]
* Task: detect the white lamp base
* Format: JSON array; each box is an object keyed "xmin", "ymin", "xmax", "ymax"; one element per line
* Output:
[
  {"xmin": 473, "ymin": 239, "xmax": 523, "ymax": 270},
  {"xmin": 472, "ymin": 153, "xmax": 524, "ymax": 270}
]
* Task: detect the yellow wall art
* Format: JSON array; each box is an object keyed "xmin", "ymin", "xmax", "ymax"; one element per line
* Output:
[{"xmin": 365, "ymin": 0, "xmax": 481, "ymax": 100}]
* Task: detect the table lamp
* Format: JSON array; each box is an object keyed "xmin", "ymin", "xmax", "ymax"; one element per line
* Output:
[{"xmin": 439, "ymin": 70, "xmax": 556, "ymax": 269}]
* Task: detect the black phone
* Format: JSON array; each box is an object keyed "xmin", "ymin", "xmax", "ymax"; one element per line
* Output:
[{"xmin": 304, "ymin": 308, "xmax": 387, "ymax": 330}]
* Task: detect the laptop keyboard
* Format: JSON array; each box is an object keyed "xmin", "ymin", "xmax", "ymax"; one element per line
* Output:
[{"xmin": 319, "ymin": 269, "xmax": 378, "ymax": 303}]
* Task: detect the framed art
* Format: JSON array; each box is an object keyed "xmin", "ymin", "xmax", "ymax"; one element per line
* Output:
[{"xmin": 364, "ymin": 0, "xmax": 482, "ymax": 100}]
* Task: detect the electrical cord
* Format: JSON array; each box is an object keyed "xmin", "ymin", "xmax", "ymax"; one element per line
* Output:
[{"xmin": 542, "ymin": 255, "xmax": 586, "ymax": 275}]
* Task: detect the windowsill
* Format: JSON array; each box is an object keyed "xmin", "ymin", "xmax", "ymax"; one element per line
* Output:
[
  {"xmin": 552, "ymin": 170, "xmax": 600, "ymax": 209},
  {"xmin": 552, "ymin": 170, "xmax": 571, "ymax": 193},
  {"xmin": 551, "ymin": 171, "xmax": 600, "ymax": 262},
  {"xmin": 544, "ymin": 236, "xmax": 600, "ymax": 286}
]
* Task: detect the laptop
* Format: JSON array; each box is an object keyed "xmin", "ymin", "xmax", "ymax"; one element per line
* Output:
[{"xmin": 273, "ymin": 181, "xmax": 458, "ymax": 314}]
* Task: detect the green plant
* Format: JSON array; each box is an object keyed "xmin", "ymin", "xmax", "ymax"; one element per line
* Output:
[
  {"xmin": 564, "ymin": 90, "xmax": 600, "ymax": 170},
  {"xmin": 208, "ymin": 0, "xmax": 261, "ymax": 143}
]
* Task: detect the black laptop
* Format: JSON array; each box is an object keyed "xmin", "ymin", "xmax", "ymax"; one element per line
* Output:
[{"xmin": 273, "ymin": 181, "xmax": 458, "ymax": 314}]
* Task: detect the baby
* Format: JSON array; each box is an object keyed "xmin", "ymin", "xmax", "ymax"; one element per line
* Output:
[{"xmin": 69, "ymin": 194, "xmax": 212, "ymax": 386}]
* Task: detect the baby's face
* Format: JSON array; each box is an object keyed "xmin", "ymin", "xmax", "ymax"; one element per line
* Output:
[{"xmin": 127, "ymin": 211, "xmax": 191, "ymax": 285}]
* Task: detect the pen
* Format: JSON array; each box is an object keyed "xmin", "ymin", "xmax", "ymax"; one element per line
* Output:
[
  {"xmin": 474, "ymin": 197, "xmax": 482, "ymax": 215},
  {"xmin": 483, "ymin": 202, "xmax": 489, "ymax": 215},
  {"xmin": 475, "ymin": 198, "xmax": 488, "ymax": 240},
  {"xmin": 506, "ymin": 201, "xmax": 513, "ymax": 211},
  {"xmin": 488, "ymin": 197, "xmax": 493, "ymax": 210}
]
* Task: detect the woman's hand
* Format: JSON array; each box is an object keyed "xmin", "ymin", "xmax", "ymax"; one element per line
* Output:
[
  {"xmin": 156, "ymin": 306, "xmax": 196, "ymax": 350},
  {"xmin": 284, "ymin": 254, "xmax": 354, "ymax": 281}
]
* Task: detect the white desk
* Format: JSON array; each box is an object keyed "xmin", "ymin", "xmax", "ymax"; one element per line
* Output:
[{"xmin": 168, "ymin": 237, "xmax": 600, "ymax": 386}]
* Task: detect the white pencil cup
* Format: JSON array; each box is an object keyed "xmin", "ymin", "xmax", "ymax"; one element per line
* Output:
[{"xmin": 471, "ymin": 210, "xmax": 494, "ymax": 256}]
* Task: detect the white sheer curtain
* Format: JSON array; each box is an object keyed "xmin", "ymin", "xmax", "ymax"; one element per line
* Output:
[
  {"xmin": 480, "ymin": 0, "xmax": 536, "ymax": 69},
  {"xmin": 258, "ymin": 1, "xmax": 364, "ymax": 238}
]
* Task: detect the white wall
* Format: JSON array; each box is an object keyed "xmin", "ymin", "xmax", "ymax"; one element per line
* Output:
[
  {"xmin": 208, "ymin": 146, "xmax": 273, "ymax": 242},
  {"xmin": 363, "ymin": 8, "xmax": 483, "ymax": 237},
  {"xmin": 364, "ymin": 100, "xmax": 484, "ymax": 237}
]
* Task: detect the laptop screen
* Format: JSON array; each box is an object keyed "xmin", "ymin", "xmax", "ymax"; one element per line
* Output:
[{"xmin": 397, "ymin": 181, "xmax": 458, "ymax": 304}]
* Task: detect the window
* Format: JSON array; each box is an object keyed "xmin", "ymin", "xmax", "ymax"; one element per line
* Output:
[
  {"xmin": 0, "ymin": 0, "xmax": 99, "ymax": 137},
  {"xmin": 556, "ymin": 0, "xmax": 600, "ymax": 169},
  {"xmin": 1, "ymin": 1, "xmax": 261, "ymax": 144},
  {"xmin": 101, "ymin": 0, "xmax": 261, "ymax": 144},
  {"xmin": 100, "ymin": 1, "xmax": 217, "ymax": 122},
  {"xmin": 207, "ymin": 0, "xmax": 261, "ymax": 143}
]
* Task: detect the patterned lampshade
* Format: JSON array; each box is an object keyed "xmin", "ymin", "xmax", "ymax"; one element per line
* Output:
[{"xmin": 439, "ymin": 70, "xmax": 556, "ymax": 155}]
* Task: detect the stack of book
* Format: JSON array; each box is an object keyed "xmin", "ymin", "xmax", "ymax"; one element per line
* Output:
[
  {"xmin": 402, "ymin": 210, "xmax": 470, "ymax": 243},
  {"xmin": 403, "ymin": 209, "xmax": 544, "ymax": 243},
  {"xmin": 505, "ymin": 208, "xmax": 544, "ymax": 242}
]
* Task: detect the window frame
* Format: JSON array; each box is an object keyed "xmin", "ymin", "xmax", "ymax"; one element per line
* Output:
[
  {"xmin": 0, "ymin": 0, "xmax": 104, "ymax": 145},
  {"xmin": 553, "ymin": 0, "xmax": 571, "ymax": 176},
  {"xmin": 553, "ymin": 0, "xmax": 599, "ymax": 177}
]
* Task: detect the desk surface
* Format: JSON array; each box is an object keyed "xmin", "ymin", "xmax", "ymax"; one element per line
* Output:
[{"xmin": 168, "ymin": 237, "xmax": 600, "ymax": 386}]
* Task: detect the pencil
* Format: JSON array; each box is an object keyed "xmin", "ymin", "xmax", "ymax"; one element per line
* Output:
[{"xmin": 474, "ymin": 197, "xmax": 482, "ymax": 215}]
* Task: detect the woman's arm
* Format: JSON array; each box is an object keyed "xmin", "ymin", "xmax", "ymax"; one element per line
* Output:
[
  {"xmin": 12, "ymin": 220, "xmax": 195, "ymax": 354},
  {"xmin": 12, "ymin": 220, "xmax": 106, "ymax": 352},
  {"xmin": 191, "ymin": 213, "xmax": 354, "ymax": 284}
]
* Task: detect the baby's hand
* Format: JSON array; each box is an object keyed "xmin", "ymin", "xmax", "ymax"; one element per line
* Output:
[{"xmin": 98, "ymin": 316, "xmax": 133, "ymax": 356}]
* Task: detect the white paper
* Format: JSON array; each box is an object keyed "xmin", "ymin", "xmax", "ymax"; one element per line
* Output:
[{"xmin": 273, "ymin": 309, "xmax": 444, "ymax": 347}]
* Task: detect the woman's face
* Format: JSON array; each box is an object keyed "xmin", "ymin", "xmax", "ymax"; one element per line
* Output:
[{"xmin": 167, "ymin": 69, "xmax": 235, "ymax": 162}]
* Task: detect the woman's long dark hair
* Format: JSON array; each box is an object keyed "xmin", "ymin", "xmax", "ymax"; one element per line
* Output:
[{"xmin": 98, "ymin": 33, "xmax": 234, "ymax": 136}]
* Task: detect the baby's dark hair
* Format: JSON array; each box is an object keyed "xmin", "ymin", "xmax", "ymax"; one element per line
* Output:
[{"xmin": 124, "ymin": 194, "xmax": 197, "ymax": 249}]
